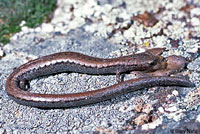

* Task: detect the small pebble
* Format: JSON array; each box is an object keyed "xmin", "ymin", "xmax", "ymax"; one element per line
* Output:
[
  {"xmin": 134, "ymin": 104, "xmax": 143, "ymax": 113},
  {"xmin": 41, "ymin": 23, "xmax": 54, "ymax": 33},
  {"xmin": 196, "ymin": 114, "xmax": 200, "ymax": 122},
  {"xmin": 165, "ymin": 106, "xmax": 177, "ymax": 112},
  {"xmin": 190, "ymin": 8, "xmax": 200, "ymax": 16},
  {"xmin": 172, "ymin": 90, "xmax": 179, "ymax": 96},
  {"xmin": 35, "ymin": 27, "xmax": 41, "ymax": 32},
  {"xmin": 142, "ymin": 117, "xmax": 163, "ymax": 130},
  {"xmin": 142, "ymin": 104, "xmax": 153, "ymax": 114},
  {"xmin": 0, "ymin": 47, "xmax": 5, "ymax": 58},
  {"xmin": 0, "ymin": 128, "xmax": 6, "ymax": 134},
  {"xmin": 134, "ymin": 114, "xmax": 150, "ymax": 125},
  {"xmin": 20, "ymin": 20, "xmax": 26, "ymax": 27},
  {"xmin": 21, "ymin": 26, "xmax": 29, "ymax": 33},
  {"xmin": 158, "ymin": 107, "xmax": 164, "ymax": 113},
  {"xmin": 191, "ymin": 17, "xmax": 200, "ymax": 26}
]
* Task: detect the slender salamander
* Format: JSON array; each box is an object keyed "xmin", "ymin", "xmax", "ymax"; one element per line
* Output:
[{"xmin": 6, "ymin": 48, "xmax": 194, "ymax": 108}]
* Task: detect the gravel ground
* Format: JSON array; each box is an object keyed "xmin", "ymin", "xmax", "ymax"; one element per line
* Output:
[{"xmin": 1, "ymin": 0, "xmax": 200, "ymax": 133}]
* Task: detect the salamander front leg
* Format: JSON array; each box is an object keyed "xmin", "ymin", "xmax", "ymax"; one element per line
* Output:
[{"xmin": 116, "ymin": 71, "xmax": 121, "ymax": 83}]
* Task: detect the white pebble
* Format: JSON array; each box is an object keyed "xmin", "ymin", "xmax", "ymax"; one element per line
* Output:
[
  {"xmin": 165, "ymin": 106, "xmax": 177, "ymax": 112},
  {"xmin": 41, "ymin": 23, "xmax": 54, "ymax": 33},
  {"xmin": 35, "ymin": 27, "xmax": 41, "ymax": 32},
  {"xmin": 142, "ymin": 118, "xmax": 163, "ymax": 130},
  {"xmin": 0, "ymin": 47, "xmax": 4, "ymax": 57},
  {"xmin": 10, "ymin": 34, "xmax": 18, "ymax": 41},
  {"xmin": 124, "ymin": 27, "xmax": 134, "ymax": 39},
  {"xmin": 187, "ymin": 47, "xmax": 198, "ymax": 53},
  {"xmin": 172, "ymin": 90, "xmax": 179, "ymax": 96},
  {"xmin": 20, "ymin": 20, "xmax": 26, "ymax": 27},
  {"xmin": 21, "ymin": 26, "xmax": 29, "ymax": 33},
  {"xmin": 191, "ymin": 8, "xmax": 200, "ymax": 16},
  {"xmin": 196, "ymin": 114, "xmax": 200, "ymax": 122},
  {"xmin": 158, "ymin": 107, "xmax": 164, "ymax": 113},
  {"xmin": 191, "ymin": 17, "xmax": 200, "ymax": 26}
]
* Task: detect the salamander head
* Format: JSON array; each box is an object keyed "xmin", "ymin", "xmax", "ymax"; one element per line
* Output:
[
  {"xmin": 134, "ymin": 48, "xmax": 166, "ymax": 71},
  {"xmin": 115, "ymin": 48, "xmax": 166, "ymax": 72},
  {"xmin": 122, "ymin": 52, "xmax": 160, "ymax": 71}
]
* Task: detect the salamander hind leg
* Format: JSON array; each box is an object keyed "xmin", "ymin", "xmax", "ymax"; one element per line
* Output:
[{"xmin": 19, "ymin": 79, "xmax": 30, "ymax": 91}]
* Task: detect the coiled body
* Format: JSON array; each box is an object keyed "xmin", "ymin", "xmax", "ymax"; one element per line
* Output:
[{"xmin": 6, "ymin": 48, "xmax": 194, "ymax": 108}]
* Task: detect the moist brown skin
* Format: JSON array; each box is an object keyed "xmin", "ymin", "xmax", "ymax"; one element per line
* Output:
[{"xmin": 5, "ymin": 48, "xmax": 194, "ymax": 108}]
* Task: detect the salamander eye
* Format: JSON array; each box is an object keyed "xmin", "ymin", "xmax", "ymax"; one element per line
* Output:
[{"xmin": 150, "ymin": 60, "xmax": 157, "ymax": 66}]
